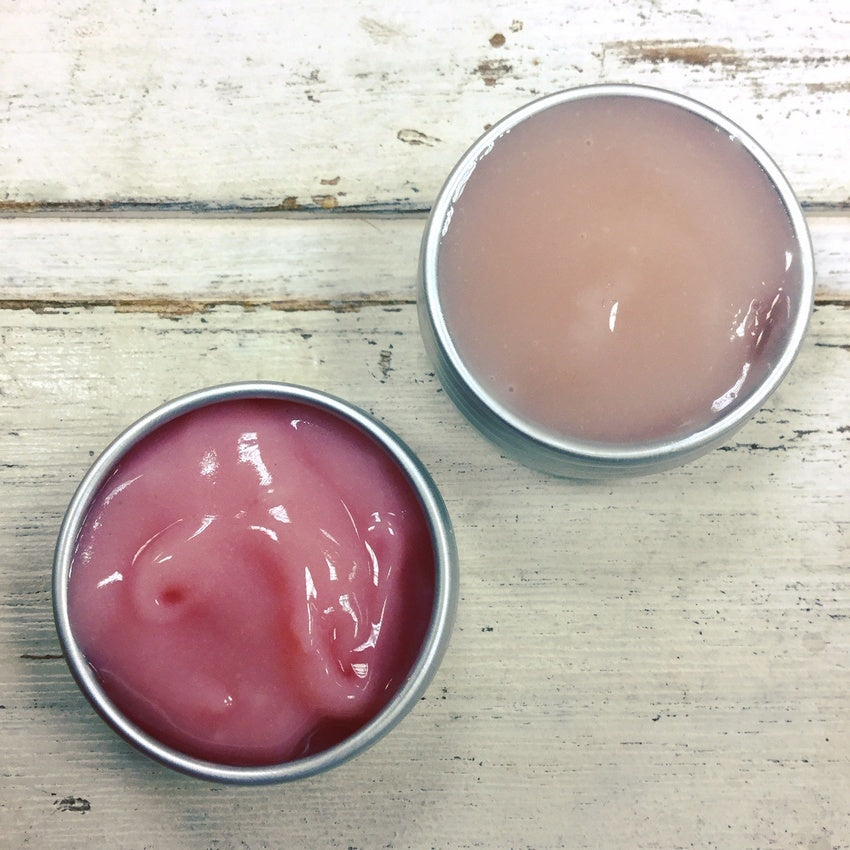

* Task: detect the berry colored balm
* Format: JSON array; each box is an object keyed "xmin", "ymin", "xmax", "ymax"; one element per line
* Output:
[
  {"xmin": 419, "ymin": 85, "xmax": 814, "ymax": 476},
  {"xmin": 57, "ymin": 385, "xmax": 456, "ymax": 781}
]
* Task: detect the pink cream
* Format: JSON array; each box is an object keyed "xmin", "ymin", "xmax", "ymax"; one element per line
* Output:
[
  {"xmin": 67, "ymin": 398, "xmax": 435, "ymax": 766},
  {"xmin": 437, "ymin": 96, "xmax": 802, "ymax": 444}
]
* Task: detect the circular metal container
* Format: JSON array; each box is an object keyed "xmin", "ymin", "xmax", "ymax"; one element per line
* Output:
[
  {"xmin": 53, "ymin": 381, "xmax": 458, "ymax": 784},
  {"xmin": 418, "ymin": 84, "xmax": 815, "ymax": 477}
]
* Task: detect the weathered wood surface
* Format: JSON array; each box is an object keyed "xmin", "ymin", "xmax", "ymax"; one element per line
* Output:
[
  {"xmin": 2, "ymin": 298, "xmax": 849, "ymax": 850},
  {"xmin": 1, "ymin": 1, "xmax": 849, "ymax": 848},
  {"xmin": 1, "ymin": 0, "xmax": 849, "ymax": 209},
  {"xmin": 1, "ymin": 213, "xmax": 849, "ymax": 306}
]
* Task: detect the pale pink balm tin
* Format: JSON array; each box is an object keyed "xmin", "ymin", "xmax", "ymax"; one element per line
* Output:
[
  {"xmin": 53, "ymin": 382, "xmax": 457, "ymax": 783},
  {"xmin": 419, "ymin": 84, "xmax": 815, "ymax": 476}
]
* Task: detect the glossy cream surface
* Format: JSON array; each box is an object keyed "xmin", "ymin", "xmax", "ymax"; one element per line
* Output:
[
  {"xmin": 437, "ymin": 95, "xmax": 803, "ymax": 444},
  {"xmin": 68, "ymin": 398, "xmax": 435, "ymax": 766}
]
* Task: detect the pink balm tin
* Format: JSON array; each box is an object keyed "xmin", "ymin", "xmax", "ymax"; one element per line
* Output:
[
  {"xmin": 54, "ymin": 383, "xmax": 457, "ymax": 783},
  {"xmin": 419, "ymin": 84, "xmax": 815, "ymax": 476}
]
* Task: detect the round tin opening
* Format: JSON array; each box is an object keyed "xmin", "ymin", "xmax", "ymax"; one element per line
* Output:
[
  {"xmin": 419, "ymin": 84, "xmax": 814, "ymax": 477},
  {"xmin": 53, "ymin": 382, "xmax": 457, "ymax": 783}
]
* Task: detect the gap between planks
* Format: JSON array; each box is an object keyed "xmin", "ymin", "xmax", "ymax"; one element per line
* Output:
[{"xmin": 0, "ymin": 296, "xmax": 415, "ymax": 315}]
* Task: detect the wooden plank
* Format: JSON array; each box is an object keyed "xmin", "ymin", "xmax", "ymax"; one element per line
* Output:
[
  {"xmin": 2, "ymin": 1, "xmax": 849, "ymax": 845},
  {"xmin": 1, "ymin": 0, "xmax": 849, "ymax": 208},
  {"xmin": 2, "ymin": 213, "xmax": 849, "ymax": 304},
  {"xmin": 1, "ymin": 301, "xmax": 848, "ymax": 848},
  {"xmin": 0, "ymin": 215, "xmax": 422, "ymax": 308}
]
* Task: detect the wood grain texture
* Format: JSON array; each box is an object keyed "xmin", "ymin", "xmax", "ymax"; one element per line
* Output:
[
  {"xmin": 2, "ymin": 1, "xmax": 849, "ymax": 847},
  {"xmin": 2, "ymin": 213, "xmax": 849, "ymax": 305},
  {"xmin": 1, "ymin": 301, "xmax": 849, "ymax": 849},
  {"xmin": 2, "ymin": 0, "xmax": 849, "ymax": 208}
]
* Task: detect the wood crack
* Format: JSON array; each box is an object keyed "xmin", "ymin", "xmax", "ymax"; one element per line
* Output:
[
  {"xmin": 0, "ymin": 296, "xmax": 417, "ymax": 315},
  {"xmin": 0, "ymin": 201, "xmax": 847, "ymax": 217},
  {"xmin": 0, "ymin": 201, "xmax": 433, "ymax": 217},
  {"xmin": 2, "ymin": 295, "xmax": 844, "ymax": 315}
]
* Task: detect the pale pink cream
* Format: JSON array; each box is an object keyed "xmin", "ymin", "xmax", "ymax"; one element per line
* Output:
[
  {"xmin": 438, "ymin": 96, "xmax": 802, "ymax": 444},
  {"xmin": 68, "ymin": 399, "xmax": 435, "ymax": 766}
]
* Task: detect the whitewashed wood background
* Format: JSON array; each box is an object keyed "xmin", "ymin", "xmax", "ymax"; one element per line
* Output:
[{"xmin": 1, "ymin": 1, "xmax": 849, "ymax": 849}]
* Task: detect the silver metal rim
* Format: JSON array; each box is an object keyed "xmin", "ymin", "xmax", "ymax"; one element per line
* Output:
[
  {"xmin": 419, "ymin": 83, "xmax": 815, "ymax": 476},
  {"xmin": 53, "ymin": 381, "xmax": 458, "ymax": 783}
]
